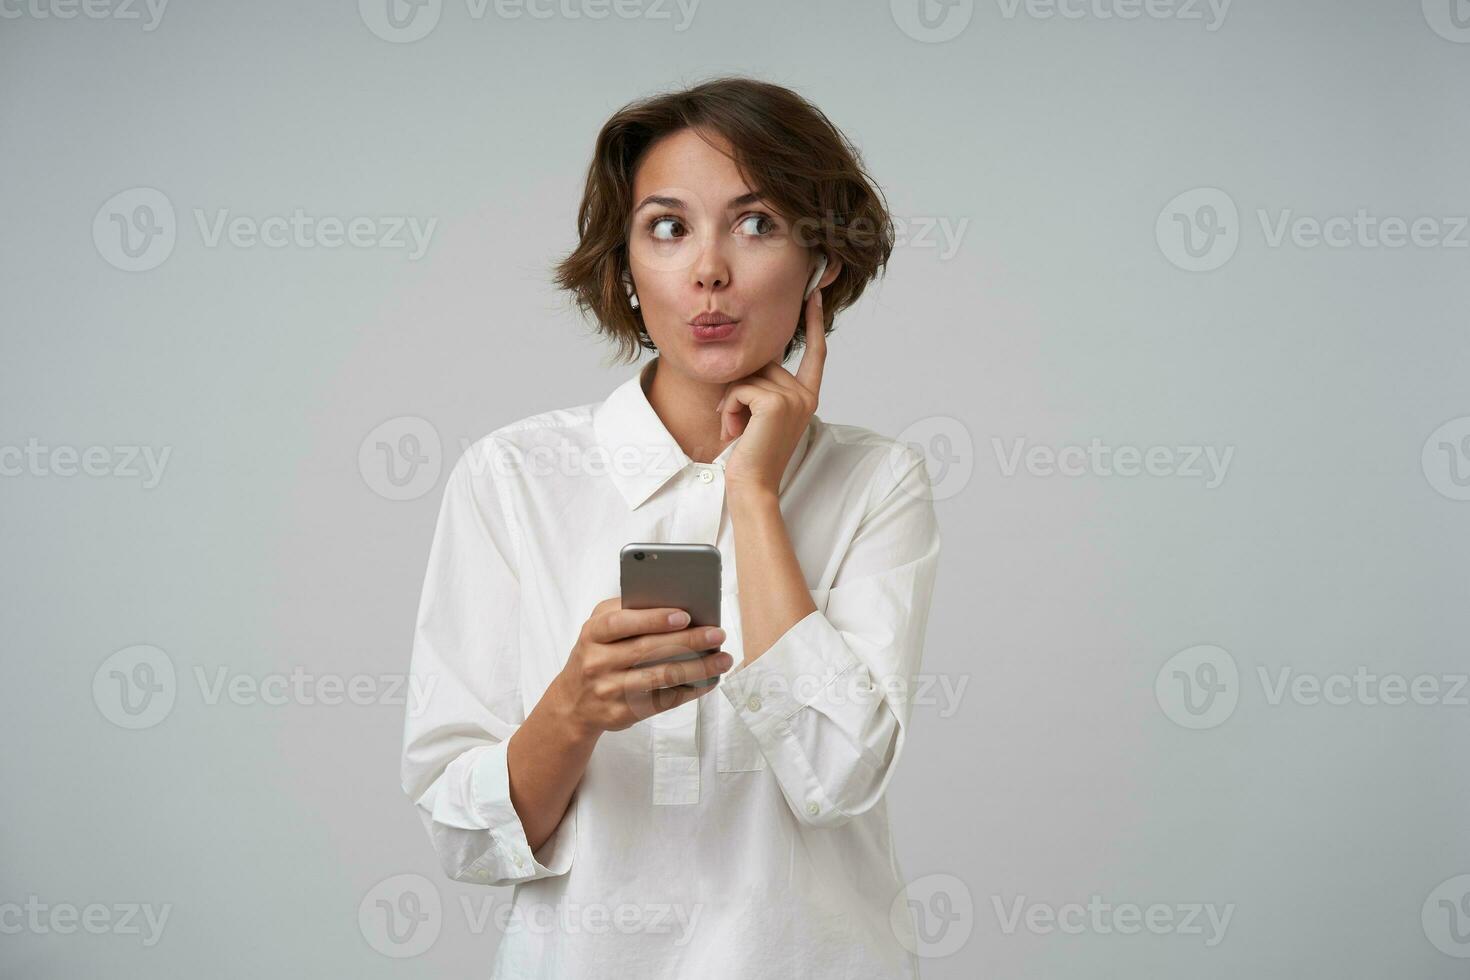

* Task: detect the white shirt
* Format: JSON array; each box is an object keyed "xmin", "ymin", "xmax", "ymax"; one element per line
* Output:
[{"xmin": 400, "ymin": 354, "xmax": 942, "ymax": 979}]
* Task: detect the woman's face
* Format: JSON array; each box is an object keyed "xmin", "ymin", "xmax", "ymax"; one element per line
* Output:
[{"xmin": 626, "ymin": 127, "xmax": 830, "ymax": 383}]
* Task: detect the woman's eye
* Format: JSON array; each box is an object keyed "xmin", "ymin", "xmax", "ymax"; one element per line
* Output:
[
  {"xmin": 649, "ymin": 216, "xmax": 684, "ymax": 241},
  {"xmin": 738, "ymin": 213, "xmax": 776, "ymax": 236}
]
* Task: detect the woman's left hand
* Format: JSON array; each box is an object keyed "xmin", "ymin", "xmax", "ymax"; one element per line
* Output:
[{"xmin": 717, "ymin": 287, "xmax": 826, "ymax": 501}]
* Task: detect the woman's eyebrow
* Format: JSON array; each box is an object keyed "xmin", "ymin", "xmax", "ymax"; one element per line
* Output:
[{"xmin": 633, "ymin": 191, "xmax": 765, "ymax": 213}]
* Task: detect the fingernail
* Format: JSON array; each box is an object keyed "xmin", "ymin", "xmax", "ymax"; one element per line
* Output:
[
  {"xmin": 717, "ymin": 653, "xmax": 734, "ymax": 669},
  {"xmin": 669, "ymin": 611, "xmax": 689, "ymax": 627},
  {"xmin": 705, "ymin": 627, "xmax": 725, "ymax": 644}
]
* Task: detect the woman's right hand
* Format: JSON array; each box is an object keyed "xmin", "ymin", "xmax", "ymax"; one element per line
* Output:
[{"xmin": 548, "ymin": 596, "xmax": 734, "ymax": 737}]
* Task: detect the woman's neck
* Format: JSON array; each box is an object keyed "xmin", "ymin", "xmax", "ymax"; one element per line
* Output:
[{"xmin": 643, "ymin": 356, "xmax": 733, "ymax": 465}]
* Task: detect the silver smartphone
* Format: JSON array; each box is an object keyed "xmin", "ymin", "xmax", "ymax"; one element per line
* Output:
[{"xmin": 619, "ymin": 542, "xmax": 722, "ymax": 689}]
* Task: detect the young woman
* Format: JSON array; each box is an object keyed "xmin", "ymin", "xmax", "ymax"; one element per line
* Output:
[{"xmin": 400, "ymin": 76, "xmax": 942, "ymax": 979}]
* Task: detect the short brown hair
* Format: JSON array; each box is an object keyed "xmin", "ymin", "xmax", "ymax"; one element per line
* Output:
[{"xmin": 552, "ymin": 76, "xmax": 895, "ymax": 365}]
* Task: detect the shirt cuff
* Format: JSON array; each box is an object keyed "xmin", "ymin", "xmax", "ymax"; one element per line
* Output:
[
  {"xmin": 717, "ymin": 609, "xmax": 873, "ymax": 827},
  {"xmin": 719, "ymin": 609, "xmax": 866, "ymax": 732},
  {"xmin": 465, "ymin": 739, "xmax": 576, "ymax": 884}
]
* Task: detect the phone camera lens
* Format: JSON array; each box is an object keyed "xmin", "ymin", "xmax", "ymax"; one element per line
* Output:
[{"xmin": 633, "ymin": 551, "xmax": 645, "ymax": 561}]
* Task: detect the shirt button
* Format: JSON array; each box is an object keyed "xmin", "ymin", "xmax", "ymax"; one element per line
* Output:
[
  {"xmin": 746, "ymin": 695, "xmax": 762, "ymax": 712},
  {"xmin": 698, "ymin": 468, "xmax": 714, "ymax": 483},
  {"xmin": 806, "ymin": 801, "xmax": 820, "ymax": 816},
  {"xmin": 513, "ymin": 855, "xmax": 525, "ymax": 868}
]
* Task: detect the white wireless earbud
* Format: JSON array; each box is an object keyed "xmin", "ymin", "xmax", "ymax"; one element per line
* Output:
[{"xmin": 804, "ymin": 255, "xmax": 828, "ymax": 301}]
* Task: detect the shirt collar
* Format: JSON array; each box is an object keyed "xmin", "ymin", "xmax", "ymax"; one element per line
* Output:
[{"xmin": 591, "ymin": 355, "xmax": 816, "ymax": 511}]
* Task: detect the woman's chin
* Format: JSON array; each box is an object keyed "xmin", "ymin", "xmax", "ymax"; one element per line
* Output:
[{"xmin": 677, "ymin": 343, "xmax": 766, "ymax": 382}]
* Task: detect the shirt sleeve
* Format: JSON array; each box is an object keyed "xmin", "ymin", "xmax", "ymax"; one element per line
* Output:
[
  {"xmin": 399, "ymin": 445, "xmax": 577, "ymax": 886},
  {"xmin": 717, "ymin": 446, "xmax": 942, "ymax": 829}
]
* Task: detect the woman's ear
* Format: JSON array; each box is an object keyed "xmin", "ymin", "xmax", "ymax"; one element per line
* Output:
[
  {"xmin": 803, "ymin": 255, "xmax": 828, "ymax": 300},
  {"xmin": 805, "ymin": 253, "xmax": 842, "ymax": 299},
  {"xmin": 621, "ymin": 269, "xmax": 639, "ymax": 310}
]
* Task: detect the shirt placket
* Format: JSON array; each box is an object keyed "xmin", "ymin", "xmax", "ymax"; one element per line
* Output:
[{"xmin": 649, "ymin": 460, "xmax": 726, "ymax": 806}]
